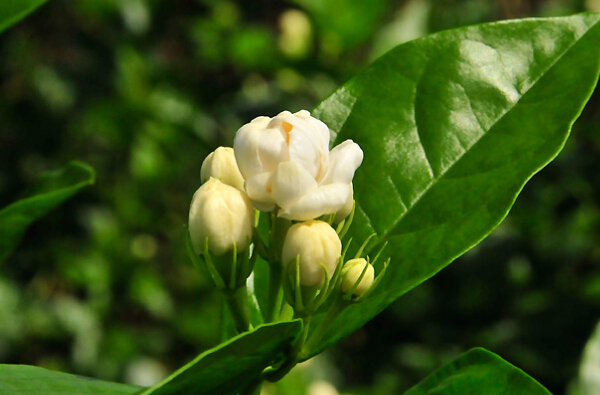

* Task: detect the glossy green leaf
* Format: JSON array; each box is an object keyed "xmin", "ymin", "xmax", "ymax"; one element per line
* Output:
[
  {"xmin": 0, "ymin": 161, "xmax": 96, "ymax": 263},
  {"xmin": 307, "ymin": 13, "xmax": 600, "ymax": 356},
  {"xmin": 138, "ymin": 320, "xmax": 302, "ymax": 395},
  {"xmin": 0, "ymin": 365, "xmax": 140, "ymax": 395},
  {"xmin": 0, "ymin": 0, "xmax": 49, "ymax": 35},
  {"xmin": 403, "ymin": 348, "xmax": 551, "ymax": 395}
]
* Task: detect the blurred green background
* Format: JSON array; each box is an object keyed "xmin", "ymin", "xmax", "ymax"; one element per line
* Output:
[{"xmin": 2, "ymin": 0, "xmax": 600, "ymax": 394}]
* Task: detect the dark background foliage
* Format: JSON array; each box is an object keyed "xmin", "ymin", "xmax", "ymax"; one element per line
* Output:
[{"xmin": 1, "ymin": 0, "xmax": 600, "ymax": 394}]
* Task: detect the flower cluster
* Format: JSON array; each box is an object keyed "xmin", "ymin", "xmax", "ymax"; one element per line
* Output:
[{"xmin": 188, "ymin": 110, "xmax": 387, "ymax": 335}]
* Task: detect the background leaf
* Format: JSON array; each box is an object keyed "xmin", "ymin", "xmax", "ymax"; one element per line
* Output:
[
  {"xmin": 403, "ymin": 348, "xmax": 551, "ymax": 395},
  {"xmin": 0, "ymin": 161, "xmax": 95, "ymax": 263},
  {"xmin": 138, "ymin": 320, "xmax": 302, "ymax": 395},
  {"xmin": 0, "ymin": 365, "xmax": 140, "ymax": 395},
  {"xmin": 0, "ymin": 0, "xmax": 49, "ymax": 35},
  {"xmin": 307, "ymin": 13, "xmax": 600, "ymax": 356}
]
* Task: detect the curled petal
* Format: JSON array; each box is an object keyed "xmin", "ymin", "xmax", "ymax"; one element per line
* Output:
[
  {"xmin": 234, "ymin": 117, "xmax": 289, "ymax": 179},
  {"xmin": 282, "ymin": 111, "xmax": 330, "ymax": 179},
  {"xmin": 245, "ymin": 172, "xmax": 276, "ymax": 211},
  {"xmin": 278, "ymin": 183, "xmax": 351, "ymax": 221},
  {"xmin": 334, "ymin": 183, "xmax": 354, "ymax": 223},
  {"xmin": 321, "ymin": 140, "xmax": 364, "ymax": 185},
  {"xmin": 272, "ymin": 161, "xmax": 318, "ymax": 210}
]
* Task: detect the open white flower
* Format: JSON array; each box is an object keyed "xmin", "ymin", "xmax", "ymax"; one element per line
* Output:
[{"xmin": 233, "ymin": 110, "xmax": 363, "ymax": 220}]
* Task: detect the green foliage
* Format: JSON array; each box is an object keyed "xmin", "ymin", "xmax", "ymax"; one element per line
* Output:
[
  {"xmin": 138, "ymin": 321, "xmax": 302, "ymax": 395},
  {"xmin": 0, "ymin": 365, "xmax": 139, "ymax": 395},
  {"xmin": 0, "ymin": 0, "xmax": 48, "ymax": 34},
  {"xmin": 2, "ymin": 0, "xmax": 600, "ymax": 394},
  {"xmin": 307, "ymin": 12, "xmax": 600, "ymax": 358},
  {"xmin": 291, "ymin": 0, "xmax": 390, "ymax": 53},
  {"xmin": 403, "ymin": 348, "xmax": 551, "ymax": 395},
  {"xmin": 0, "ymin": 162, "xmax": 95, "ymax": 263}
]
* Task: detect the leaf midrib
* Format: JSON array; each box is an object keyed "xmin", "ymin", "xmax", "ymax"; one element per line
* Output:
[{"xmin": 363, "ymin": 15, "xmax": 600, "ymax": 255}]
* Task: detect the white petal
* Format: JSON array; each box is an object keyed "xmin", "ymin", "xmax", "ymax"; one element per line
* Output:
[
  {"xmin": 245, "ymin": 172, "xmax": 276, "ymax": 210},
  {"xmin": 278, "ymin": 183, "xmax": 351, "ymax": 221},
  {"xmin": 321, "ymin": 140, "xmax": 364, "ymax": 185},
  {"xmin": 287, "ymin": 115, "xmax": 330, "ymax": 179},
  {"xmin": 294, "ymin": 110, "xmax": 330, "ymax": 150},
  {"xmin": 334, "ymin": 183, "xmax": 354, "ymax": 223},
  {"xmin": 234, "ymin": 117, "xmax": 288, "ymax": 179},
  {"xmin": 271, "ymin": 161, "xmax": 318, "ymax": 210}
]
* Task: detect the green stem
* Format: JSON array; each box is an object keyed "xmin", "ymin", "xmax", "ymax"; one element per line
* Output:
[
  {"xmin": 223, "ymin": 285, "xmax": 251, "ymax": 334},
  {"xmin": 266, "ymin": 262, "xmax": 284, "ymax": 322},
  {"xmin": 299, "ymin": 298, "xmax": 345, "ymax": 360},
  {"xmin": 266, "ymin": 214, "xmax": 291, "ymax": 322},
  {"xmin": 264, "ymin": 314, "xmax": 312, "ymax": 382}
]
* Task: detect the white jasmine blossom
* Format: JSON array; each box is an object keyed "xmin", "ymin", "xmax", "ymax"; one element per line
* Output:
[
  {"xmin": 200, "ymin": 147, "xmax": 245, "ymax": 191},
  {"xmin": 341, "ymin": 258, "xmax": 374, "ymax": 296},
  {"xmin": 233, "ymin": 110, "xmax": 363, "ymax": 220},
  {"xmin": 188, "ymin": 177, "xmax": 254, "ymax": 256},
  {"xmin": 281, "ymin": 220, "xmax": 341, "ymax": 287}
]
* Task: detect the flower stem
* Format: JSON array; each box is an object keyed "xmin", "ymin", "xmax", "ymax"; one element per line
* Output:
[
  {"xmin": 223, "ymin": 285, "xmax": 251, "ymax": 334},
  {"xmin": 266, "ymin": 214, "xmax": 291, "ymax": 322},
  {"xmin": 266, "ymin": 262, "xmax": 284, "ymax": 322},
  {"xmin": 299, "ymin": 298, "xmax": 345, "ymax": 360},
  {"xmin": 263, "ymin": 314, "xmax": 312, "ymax": 382}
]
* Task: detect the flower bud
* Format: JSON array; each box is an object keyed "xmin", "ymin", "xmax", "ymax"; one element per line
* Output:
[
  {"xmin": 200, "ymin": 147, "xmax": 245, "ymax": 191},
  {"xmin": 341, "ymin": 258, "xmax": 374, "ymax": 297},
  {"xmin": 189, "ymin": 177, "xmax": 254, "ymax": 256},
  {"xmin": 282, "ymin": 220, "xmax": 341, "ymax": 287}
]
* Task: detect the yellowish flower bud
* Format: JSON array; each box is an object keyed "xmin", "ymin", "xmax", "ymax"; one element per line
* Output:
[
  {"xmin": 188, "ymin": 177, "xmax": 254, "ymax": 256},
  {"xmin": 282, "ymin": 220, "xmax": 341, "ymax": 287},
  {"xmin": 341, "ymin": 258, "xmax": 374, "ymax": 297},
  {"xmin": 200, "ymin": 147, "xmax": 245, "ymax": 191}
]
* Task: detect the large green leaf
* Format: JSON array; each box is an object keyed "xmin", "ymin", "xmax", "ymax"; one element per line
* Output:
[
  {"xmin": 0, "ymin": 0, "xmax": 49, "ymax": 35},
  {"xmin": 403, "ymin": 348, "xmax": 551, "ymax": 395},
  {"xmin": 307, "ymin": 13, "xmax": 600, "ymax": 356},
  {"xmin": 0, "ymin": 365, "xmax": 140, "ymax": 395},
  {"xmin": 138, "ymin": 320, "xmax": 302, "ymax": 395},
  {"xmin": 0, "ymin": 161, "xmax": 96, "ymax": 263}
]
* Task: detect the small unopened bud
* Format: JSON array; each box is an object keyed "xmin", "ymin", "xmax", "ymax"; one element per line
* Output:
[
  {"xmin": 189, "ymin": 177, "xmax": 254, "ymax": 256},
  {"xmin": 341, "ymin": 258, "xmax": 374, "ymax": 297},
  {"xmin": 282, "ymin": 220, "xmax": 341, "ymax": 287},
  {"xmin": 201, "ymin": 147, "xmax": 245, "ymax": 191}
]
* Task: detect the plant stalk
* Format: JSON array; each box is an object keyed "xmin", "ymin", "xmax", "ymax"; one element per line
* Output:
[
  {"xmin": 266, "ymin": 214, "xmax": 291, "ymax": 322},
  {"xmin": 223, "ymin": 285, "xmax": 251, "ymax": 334},
  {"xmin": 299, "ymin": 298, "xmax": 345, "ymax": 360}
]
